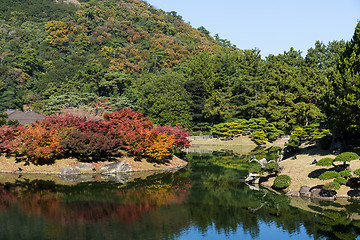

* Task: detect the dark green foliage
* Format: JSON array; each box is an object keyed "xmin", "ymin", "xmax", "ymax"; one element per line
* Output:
[
  {"xmin": 273, "ymin": 175, "xmax": 291, "ymax": 189},
  {"xmin": 322, "ymin": 22, "xmax": 360, "ymax": 135},
  {"xmin": 248, "ymin": 162, "xmax": 262, "ymax": 173},
  {"xmin": 334, "ymin": 152, "xmax": 359, "ymax": 164},
  {"xmin": 212, "ymin": 118, "xmax": 283, "ymax": 144},
  {"xmin": 334, "ymin": 177, "xmax": 347, "ymax": 185},
  {"xmin": 131, "ymin": 72, "xmax": 191, "ymax": 127},
  {"xmin": 323, "ymin": 181, "xmax": 341, "ymax": 190},
  {"xmin": 316, "ymin": 157, "xmax": 334, "ymax": 167},
  {"xmin": 0, "ymin": 0, "xmax": 351, "ymax": 132},
  {"xmin": 319, "ymin": 171, "xmax": 340, "ymax": 180},
  {"xmin": 264, "ymin": 162, "xmax": 280, "ymax": 173},
  {"xmin": 339, "ymin": 170, "xmax": 351, "ymax": 178},
  {"xmin": 353, "ymin": 169, "xmax": 360, "ymax": 176},
  {"xmin": 285, "ymin": 135, "xmax": 301, "ymax": 151}
]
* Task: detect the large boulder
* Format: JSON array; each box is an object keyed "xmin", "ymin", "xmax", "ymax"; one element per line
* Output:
[
  {"xmin": 299, "ymin": 185, "xmax": 311, "ymax": 197},
  {"xmin": 100, "ymin": 161, "xmax": 132, "ymax": 175},
  {"xmin": 60, "ymin": 167, "xmax": 81, "ymax": 175},
  {"xmin": 310, "ymin": 188, "xmax": 322, "ymax": 199}
]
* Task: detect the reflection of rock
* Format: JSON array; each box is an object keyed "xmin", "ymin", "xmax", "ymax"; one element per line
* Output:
[
  {"xmin": 60, "ymin": 174, "xmax": 94, "ymax": 182},
  {"xmin": 101, "ymin": 172, "xmax": 132, "ymax": 183},
  {"xmin": 60, "ymin": 167, "xmax": 81, "ymax": 175},
  {"xmin": 100, "ymin": 161, "xmax": 132, "ymax": 174}
]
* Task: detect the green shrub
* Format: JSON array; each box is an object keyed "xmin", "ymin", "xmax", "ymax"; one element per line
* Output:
[
  {"xmin": 339, "ymin": 170, "xmax": 351, "ymax": 178},
  {"xmin": 319, "ymin": 171, "xmax": 340, "ymax": 180},
  {"xmin": 324, "ymin": 181, "xmax": 341, "ymax": 190},
  {"xmin": 316, "ymin": 157, "xmax": 334, "ymax": 166},
  {"xmin": 248, "ymin": 162, "xmax": 262, "ymax": 173},
  {"xmin": 354, "ymin": 169, "xmax": 360, "ymax": 176},
  {"xmin": 265, "ymin": 162, "xmax": 280, "ymax": 172},
  {"xmin": 334, "ymin": 177, "xmax": 347, "ymax": 185},
  {"xmin": 273, "ymin": 175, "xmax": 291, "ymax": 189},
  {"xmin": 334, "ymin": 152, "xmax": 359, "ymax": 164}
]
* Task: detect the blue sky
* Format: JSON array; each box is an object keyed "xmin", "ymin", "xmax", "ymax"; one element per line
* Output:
[{"xmin": 146, "ymin": 0, "xmax": 360, "ymax": 57}]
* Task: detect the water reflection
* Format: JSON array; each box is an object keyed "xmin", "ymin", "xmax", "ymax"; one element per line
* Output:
[{"xmin": 0, "ymin": 153, "xmax": 360, "ymax": 239}]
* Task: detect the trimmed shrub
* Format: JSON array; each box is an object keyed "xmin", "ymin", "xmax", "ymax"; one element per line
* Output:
[
  {"xmin": 273, "ymin": 175, "xmax": 291, "ymax": 189},
  {"xmin": 324, "ymin": 181, "xmax": 341, "ymax": 190},
  {"xmin": 319, "ymin": 171, "xmax": 340, "ymax": 180},
  {"xmin": 353, "ymin": 169, "xmax": 360, "ymax": 176},
  {"xmin": 334, "ymin": 152, "xmax": 359, "ymax": 164},
  {"xmin": 334, "ymin": 177, "xmax": 347, "ymax": 185},
  {"xmin": 265, "ymin": 162, "xmax": 280, "ymax": 173},
  {"xmin": 316, "ymin": 157, "xmax": 334, "ymax": 167},
  {"xmin": 339, "ymin": 170, "xmax": 351, "ymax": 178},
  {"xmin": 248, "ymin": 162, "xmax": 262, "ymax": 173}
]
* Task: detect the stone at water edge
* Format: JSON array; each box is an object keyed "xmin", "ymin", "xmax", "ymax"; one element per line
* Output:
[
  {"xmin": 299, "ymin": 186, "xmax": 311, "ymax": 195},
  {"xmin": 60, "ymin": 167, "xmax": 81, "ymax": 175},
  {"xmin": 100, "ymin": 161, "xmax": 132, "ymax": 174}
]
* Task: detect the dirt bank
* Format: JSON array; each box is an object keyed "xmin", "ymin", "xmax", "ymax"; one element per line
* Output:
[{"xmin": 0, "ymin": 155, "xmax": 188, "ymax": 175}]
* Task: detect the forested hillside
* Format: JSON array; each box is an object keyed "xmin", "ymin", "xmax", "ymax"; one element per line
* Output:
[{"xmin": 0, "ymin": 0, "xmax": 357, "ymax": 137}]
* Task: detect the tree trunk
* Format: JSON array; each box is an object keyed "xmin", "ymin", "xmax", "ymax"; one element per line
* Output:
[{"xmin": 330, "ymin": 132, "xmax": 347, "ymax": 153}]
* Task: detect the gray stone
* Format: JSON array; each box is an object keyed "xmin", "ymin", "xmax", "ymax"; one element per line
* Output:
[
  {"xmin": 101, "ymin": 172, "xmax": 132, "ymax": 183},
  {"xmin": 287, "ymin": 191, "xmax": 300, "ymax": 197},
  {"xmin": 311, "ymin": 188, "xmax": 322, "ymax": 199},
  {"xmin": 100, "ymin": 161, "xmax": 132, "ymax": 174},
  {"xmin": 299, "ymin": 185, "xmax": 311, "ymax": 195},
  {"xmin": 60, "ymin": 167, "xmax": 81, "ymax": 175}
]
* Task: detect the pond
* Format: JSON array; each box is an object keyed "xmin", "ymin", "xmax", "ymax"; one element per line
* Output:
[{"xmin": 1, "ymin": 152, "xmax": 360, "ymax": 240}]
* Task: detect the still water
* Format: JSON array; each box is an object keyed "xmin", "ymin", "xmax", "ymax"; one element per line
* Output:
[{"xmin": 0, "ymin": 152, "xmax": 360, "ymax": 240}]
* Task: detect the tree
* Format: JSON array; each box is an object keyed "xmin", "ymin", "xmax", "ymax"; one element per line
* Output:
[
  {"xmin": 131, "ymin": 72, "xmax": 191, "ymax": 126},
  {"xmin": 322, "ymin": 22, "xmax": 360, "ymax": 137}
]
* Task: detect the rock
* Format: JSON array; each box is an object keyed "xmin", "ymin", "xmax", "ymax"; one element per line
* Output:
[
  {"xmin": 245, "ymin": 172, "xmax": 258, "ymax": 183},
  {"xmin": 100, "ymin": 161, "xmax": 132, "ymax": 174},
  {"xmin": 60, "ymin": 167, "xmax": 81, "ymax": 175},
  {"xmin": 310, "ymin": 188, "xmax": 322, "ymax": 199},
  {"xmin": 285, "ymin": 191, "xmax": 300, "ymax": 197},
  {"xmin": 299, "ymin": 185, "xmax": 311, "ymax": 195}
]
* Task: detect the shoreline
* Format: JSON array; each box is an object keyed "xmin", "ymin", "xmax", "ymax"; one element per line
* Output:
[
  {"xmin": 190, "ymin": 135, "xmax": 360, "ymax": 199},
  {"xmin": 0, "ymin": 155, "xmax": 188, "ymax": 176}
]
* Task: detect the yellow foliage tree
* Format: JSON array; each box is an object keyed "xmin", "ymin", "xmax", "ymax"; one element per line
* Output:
[{"xmin": 45, "ymin": 21, "xmax": 69, "ymax": 51}]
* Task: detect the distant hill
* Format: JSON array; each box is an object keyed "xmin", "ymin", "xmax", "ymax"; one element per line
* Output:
[{"xmin": 0, "ymin": 0, "xmax": 351, "ymax": 133}]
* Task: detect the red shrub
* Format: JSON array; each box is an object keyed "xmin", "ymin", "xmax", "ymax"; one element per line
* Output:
[
  {"xmin": 61, "ymin": 120, "xmax": 123, "ymax": 160},
  {"xmin": 104, "ymin": 109, "xmax": 154, "ymax": 156},
  {"xmin": 0, "ymin": 125, "xmax": 22, "ymax": 154},
  {"xmin": 13, "ymin": 125, "xmax": 64, "ymax": 164},
  {"xmin": 39, "ymin": 114, "xmax": 87, "ymax": 129},
  {"xmin": 62, "ymin": 129, "xmax": 122, "ymax": 160},
  {"xmin": 154, "ymin": 125, "xmax": 191, "ymax": 149},
  {"xmin": 146, "ymin": 132, "xmax": 175, "ymax": 161}
]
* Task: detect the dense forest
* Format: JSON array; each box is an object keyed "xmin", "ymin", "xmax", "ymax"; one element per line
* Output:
[{"xmin": 0, "ymin": 0, "xmax": 359, "ymax": 141}]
